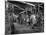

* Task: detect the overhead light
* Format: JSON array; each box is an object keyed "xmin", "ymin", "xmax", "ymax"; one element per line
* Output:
[{"xmin": 19, "ymin": 1, "xmax": 35, "ymax": 6}]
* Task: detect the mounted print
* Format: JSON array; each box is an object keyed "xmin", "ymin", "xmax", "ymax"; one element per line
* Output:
[{"xmin": 5, "ymin": 0, "xmax": 44, "ymax": 35}]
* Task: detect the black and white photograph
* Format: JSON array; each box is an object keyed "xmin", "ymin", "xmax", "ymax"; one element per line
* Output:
[{"xmin": 5, "ymin": 0, "xmax": 44, "ymax": 35}]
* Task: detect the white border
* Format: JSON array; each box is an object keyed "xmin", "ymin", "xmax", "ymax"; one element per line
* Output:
[
  {"xmin": 0, "ymin": 0, "xmax": 5, "ymax": 35},
  {"xmin": 0, "ymin": 0, "xmax": 46, "ymax": 35}
]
